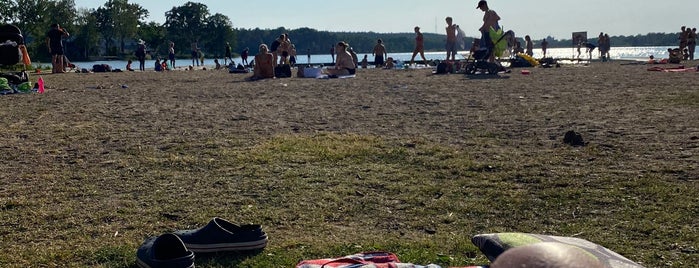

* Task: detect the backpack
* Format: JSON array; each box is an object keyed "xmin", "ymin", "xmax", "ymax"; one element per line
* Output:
[{"xmin": 274, "ymin": 64, "xmax": 291, "ymax": 78}]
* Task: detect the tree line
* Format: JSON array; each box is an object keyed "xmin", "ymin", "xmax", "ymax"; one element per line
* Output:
[{"xmin": 0, "ymin": 0, "xmax": 685, "ymax": 63}]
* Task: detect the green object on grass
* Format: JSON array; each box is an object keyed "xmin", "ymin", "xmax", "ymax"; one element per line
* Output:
[
  {"xmin": 0, "ymin": 77, "xmax": 10, "ymax": 90},
  {"xmin": 17, "ymin": 82, "xmax": 31, "ymax": 92}
]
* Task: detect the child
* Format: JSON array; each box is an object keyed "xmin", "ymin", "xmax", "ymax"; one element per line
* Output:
[{"xmin": 126, "ymin": 60, "xmax": 134, "ymax": 71}]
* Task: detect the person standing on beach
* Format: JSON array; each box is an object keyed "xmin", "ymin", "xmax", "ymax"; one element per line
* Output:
[
  {"xmin": 191, "ymin": 42, "xmax": 199, "ymax": 66},
  {"xmin": 270, "ymin": 35, "xmax": 283, "ymax": 67},
  {"xmin": 168, "ymin": 41, "xmax": 176, "ymax": 69},
  {"xmin": 224, "ymin": 42, "xmax": 232, "ymax": 65},
  {"xmin": 330, "ymin": 45, "xmax": 336, "ymax": 63},
  {"xmin": 688, "ymin": 28, "xmax": 697, "ymax": 60},
  {"xmin": 241, "ymin": 47, "xmax": 249, "ymax": 66},
  {"xmin": 372, "ymin": 39, "xmax": 387, "ymax": 68},
  {"xmin": 135, "ymin": 39, "xmax": 146, "ymax": 71},
  {"xmin": 46, "ymin": 23, "xmax": 70, "ymax": 73},
  {"xmin": 541, "ymin": 38, "xmax": 549, "ymax": 58},
  {"xmin": 307, "ymin": 48, "xmax": 311, "ymax": 65},
  {"xmin": 445, "ymin": 17, "xmax": 457, "ymax": 62},
  {"xmin": 679, "ymin": 26, "xmax": 688, "ymax": 52},
  {"xmin": 477, "ymin": 1, "xmax": 501, "ymax": 63},
  {"xmin": 525, "ymin": 35, "xmax": 533, "ymax": 56},
  {"xmin": 410, "ymin": 26, "xmax": 428, "ymax": 66}
]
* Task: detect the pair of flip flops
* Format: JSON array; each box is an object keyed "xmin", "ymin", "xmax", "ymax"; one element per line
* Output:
[{"xmin": 136, "ymin": 217, "xmax": 268, "ymax": 268}]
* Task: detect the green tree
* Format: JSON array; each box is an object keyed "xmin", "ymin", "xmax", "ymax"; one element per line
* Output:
[
  {"xmin": 137, "ymin": 21, "xmax": 166, "ymax": 57},
  {"xmin": 13, "ymin": 0, "xmax": 76, "ymax": 62},
  {"xmin": 0, "ymin": 0, "xmax": 17, "ymax": 23},
  {"xmin": 113, "ymin": 0, "xmax": 148, "ymax": 53},
  {"xmin": 73, "ymin": 8, "xmax": 101, "ymax": 60},
  {"xmin": 201, "ymin": 13, "xmax": 235, "ymax": 57},
  {"xmin": 164, "ymin": 2, "xmax": 210, "ymax": 54}
]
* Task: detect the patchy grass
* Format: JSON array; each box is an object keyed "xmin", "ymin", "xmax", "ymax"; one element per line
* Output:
[{"xmin": 0, "ymin": 65, "xmax": 697, "ymax": 267}]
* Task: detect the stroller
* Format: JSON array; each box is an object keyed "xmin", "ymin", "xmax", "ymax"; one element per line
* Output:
[
  {"xmin": 0, "ymin": 24, "xmax": 30, "ymax": 94},
  {"xmin": 464, "ymin": 29, "xmax": 514, "ymax": 75}
]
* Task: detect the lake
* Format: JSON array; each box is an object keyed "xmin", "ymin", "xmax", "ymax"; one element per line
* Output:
[{"xmin": 65, "ymin": 46, "xmax": 695, "ymax": 71}]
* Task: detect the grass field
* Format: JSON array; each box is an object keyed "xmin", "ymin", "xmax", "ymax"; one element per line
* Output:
[{"xmin": 0, "ymin": 63, "xmax": 697, "ymax": 267}]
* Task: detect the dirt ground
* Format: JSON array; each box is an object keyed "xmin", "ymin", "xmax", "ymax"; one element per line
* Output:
[{"xmin": 0, "ymin": 62, "xmax": 697, "ymax": 266}]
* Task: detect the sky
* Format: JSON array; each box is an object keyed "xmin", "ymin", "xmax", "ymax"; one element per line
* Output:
[{"xmin": 73, "ymin": 0, "xmax": 699, "ymax": 39}]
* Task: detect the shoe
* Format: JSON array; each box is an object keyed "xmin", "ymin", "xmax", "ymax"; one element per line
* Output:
[
  {"xmin": 173, "ymin": 217, "xmax": 268, "ymax": 253},
  {"xmin": 136, "ymin": 233, "xmax": 195, "ymax": 268}
]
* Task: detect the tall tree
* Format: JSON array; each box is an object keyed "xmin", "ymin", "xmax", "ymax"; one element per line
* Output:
[
  {"xmin": 164, "ymin": 2, "xmax": 209, "ymax": 53},
  {"xmin": 202, "ymin": 13, "xmax": 235, "ymax": 57},
  {"xmin": 74, "ymin": 8, "xmax": 101, "ymax": 59},
  {"xmin": 94, "ymin": 0, "xmax": 148, "ymax": 56}
]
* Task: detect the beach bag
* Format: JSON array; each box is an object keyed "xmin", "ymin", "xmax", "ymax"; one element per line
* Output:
[
  {"xmin": 92, "ymin": 64, "xmax": 112, "ymax": 73},
  {"xmin": 296, "ymin": 251, "xmax": 402, "ymax": 268},
  {"xmin": 275, "ymin": 64, "xmax": 291, "ymax": 78},
  {"xmin": 300, "ymin": 66, "xmax": 322, "ymax": 78}
]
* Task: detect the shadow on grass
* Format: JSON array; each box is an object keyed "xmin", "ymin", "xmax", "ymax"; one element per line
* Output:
[
  {"xmin": 464, "ymin": 74, "xmax": 511, "ymax": 80},
  {"xmin": 194, "ymin": 249, "xmax": 265, "ymax": 266}
]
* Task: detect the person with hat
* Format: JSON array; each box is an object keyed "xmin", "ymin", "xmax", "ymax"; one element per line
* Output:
[
  {"xmin": 135, "ymin": 39, "xmax": 147, "ymax": 71},
  {"xmin": 477, "ymin": 0, "xmax": 501, "ymax": 62}
]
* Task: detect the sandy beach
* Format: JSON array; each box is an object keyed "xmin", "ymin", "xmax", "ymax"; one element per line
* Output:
[{"xmin": 0, "ymin": 62, "xmax": 697, "ymax": 267}]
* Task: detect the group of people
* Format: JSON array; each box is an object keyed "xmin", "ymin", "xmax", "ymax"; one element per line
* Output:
[
  {"xmin": 679, "ymin": 26, "xmax": 697, "ymax": 60},
  {"xmin": 270, "ymin": 34, "xmax": 297, "ymax": 66}
]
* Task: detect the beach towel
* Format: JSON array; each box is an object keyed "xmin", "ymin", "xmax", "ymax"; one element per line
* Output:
[
  {"xmin": 318, "ymin": 74, "xmax": 356, "ymax": 79},
  {"xmin": 295, "ymin": 251, "xmax": 481, "ymax": 268},
  {"xmin": 647, "ymin": 66, "xmax": 697, "ymax": 72}
]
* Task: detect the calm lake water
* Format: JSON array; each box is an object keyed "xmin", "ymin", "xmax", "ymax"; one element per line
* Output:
[{"xmin": 66, "ymin": 46, "xmax": 695, "ymax": 70}]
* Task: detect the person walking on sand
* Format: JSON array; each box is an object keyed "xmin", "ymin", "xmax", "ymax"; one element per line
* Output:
[
  {"xmin": 445, "ymin": 17, "xmax": 458, "ymax": 62},
  {"xmin": 46, "ymin": 23, "xmax": 70, "ymax": 73},
  {"xmin": 224, "ymin": 42, "xmax": 232, "ymax": 65},
  {"xmin": 477, "ymin": 0, "xmax": 501, "ymax": 63},
  {"xmin": 372, "ymin": 39, "xmax": 387, "ymax": 68},
  {"xmin": 410, "ymin": 26, "xmax": 428, "ymax": 66}
]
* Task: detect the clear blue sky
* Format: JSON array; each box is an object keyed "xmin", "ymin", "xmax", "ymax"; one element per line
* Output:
[{"xmin": 74, "ymin": 0, "xmax": 698, "ymax": 39}]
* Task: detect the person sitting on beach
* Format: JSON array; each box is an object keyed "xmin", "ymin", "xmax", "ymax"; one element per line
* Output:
[
  {"xmin": 250, "ymin": 44, "xmax": 275, "ymax": 80},
  {"xmin": 154, "ymin": 58, "xmax": 163, "ymax": 72},
  {"xmin": 384, "ymin": 57, "xmax": 395, "ymax": 69},
  {"xmin": 360, "ymin": 55, "xmax": 368, "ymax": 69},
  {"xmin": 126, "ymin": 60, "xmax": 134, "ymax": 71},
  {"xmin": 325, "ymin": 41, "xmax": 356, "ymax": 76},
  {"xmin": 647, "ymin": 55, "xmax": 658, "ymax": 64},
  {"xmin": 161, "ymin": 59, "xmax": 169, "ymax": 71},
  {"xmin": 214, "ymin": 59, "xmax": 222, "ymax": 70}
]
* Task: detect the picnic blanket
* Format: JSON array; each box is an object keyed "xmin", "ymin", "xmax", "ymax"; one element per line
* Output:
[{"xmin": 647, "ymin": 65, "xmax": 698, "ymax": 72}]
